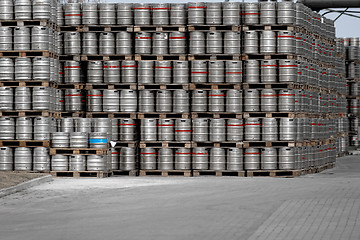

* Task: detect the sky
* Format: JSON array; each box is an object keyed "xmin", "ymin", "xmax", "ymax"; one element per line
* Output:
[{"xmin": 102, "ymin": 0, "xmax": 360, "ymax": 37}]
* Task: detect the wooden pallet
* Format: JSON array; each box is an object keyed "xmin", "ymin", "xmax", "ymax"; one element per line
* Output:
[
  {"xmin": 111, "ymin": 170, "xmax": 138, "ymax": 176},
  {"xmin": 0, "ymin": 19, "xmax": 56, "ymax": 27},
  {"xmin": 242, "ymin": 54, "xmax": 297, "ymax": 60},
  {"xmin": 139, "ymin": 141, "xmax": 191, "ymax": 148},
  {"xmin": 188, "ymin": 54, "xmax": 241, "ymax": 61},
  {"xmin": 86, "ymin": 112, "xmax": 137, "ymax": 119},
  {"xmin": 59, "ymin": 55, "xmax": 133, "ymax": 61},
  {"xmin": 49, "ymin": 148, "xmax": 107, "ymax": 155},
  {"xmin": 0, "ymin": 110, "xmax": 51, "ymax": 117},
  {"xmin": 85, "ymin": 83, "xmax": 137, "ymax": 90},
  {"xmin": 188, "ymin": 25, "xmax": 240, "ymax": 32},
  {"xmin": 137, "ymin": 113, "xmax": 190, "ymax": 119},
  {"xmin": 135, "ymin": 54, "xmax": 187, "ymax": 61},
  {"xmin": 54, "ymin": 112, "xmax": 86, "ymax": 118},
  {"xmin": 12, "ymin": 170, "xmax": 51, "ymax": 173},
  {"xmin": 0, "ymin": 140, "xmax": 50, "ymax": 147},
  {"xmin": 134, "ymin": 25, "xmax": 186, "ymax": 32},
  {"xmin": 242, "ymin": 82, "xmax": 298, "ymax": 90},
  {"xmin": 138, "ymin": 84, "xmax": 189, "ymax": 90},
  {"xmin": 112, "ymin": 141, "xmax": 138, "ymax": 148},
  {"xmin": 59, "ymin": 25, "xmax": 133, "ymax": 32},
  {"xmin": 189, "ymin": 83, "xmax": 241, "ymax": 90},
  {"xmin": 242, "ymin": 141, "xmax": 298, "ymax": 148},
  {"xmin": 246, "ymin": 169, "xmax": 301, "ymax": 178},
  {"xmin": 193, "ymin": 170, "xmax": 245, "ymax": 177},
  {"xmin": 54, "ymin": 83, "xmax": 85, "ymax": 89},
  {"xmin": 50, "ymin": 171, "xmax": 111, "ymax": 178},
  {"xmin": 243, "ymin": 112, "xmax": 298, "ymax": 119},
  {"xmin": 0, "ymin": 81, "xmax": 50, "ymax": 87},
  {"xmin": 0, "ymin": 50, "xmax": 57, "ymax": 58},
  {"xmin": 191, "ymin": 112, "xmax": 242, "ymax": 119},
  {"xmin": 191, "ymin": 142, "xmax": 242, "ymax": 148},
  {"xmin": 139, "ymin": 170, "xmax": 192, "ymax": 177},
  {"xmin": 242, "ymin": 25, "xmax": 296, "ymax": 31}
]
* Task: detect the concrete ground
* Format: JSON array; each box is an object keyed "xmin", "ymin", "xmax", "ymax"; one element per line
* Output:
[{"xmin": 0, "ymin": 156, "xmax": 359, "ymax": 240}]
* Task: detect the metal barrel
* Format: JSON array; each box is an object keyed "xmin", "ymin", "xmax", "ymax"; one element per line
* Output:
[
  {"xmin": 138, "ymin": 61, "xmax": 154, "ymax": 84},
  {"xmin": 158, "ymin": 148, "xmax": 174, "ymax": 170},
  {"xmin": 207, "ymin": 31, "xmax": 222, "ymax": 54},
  {"xmin": 191, "ymin": 60, "xmax": 207, "ymax": 83},
  {"xmin": 262, "ymin": 118, "xmax": 278, "ymax": 141},
  {"xmin": 0, "ymin": 117, "xmax": 15, "ymax": 140},
  {"xmin": 87, "ymin": 61, "xmax": 103, "ymax": 83},
  {"xmin": 15, "ymin": 0, "xmax": 32, "ymax": 20},
  {"xmin": 33, "ymin": 147, "xmax": 50, "ymax": 171},
  {"xmin": 244, "ymin": 31, "xmax": 259, "ymax": 54},
  {"xmin": 15, "ymin": 57, "xmax": 32, "ymax": 80},
  {"xmin": 70, "ymin": 132, "xmax": 88, "ymax": 148},
  {"xmin": 89, "ymin": 132, "xmax": 108, "ymax": 149},
  {"xmin": 109, "ymin": 148, "xmax": 119, "ymax": 170},
  {"xmin": 210, "ymin": 119, "xmax": 226, "ymax": 142},
  {"xmin": 82, "ymin": 2, "xmax": 98, "ymax": 25},
  {"xmin": 260, "ymin": 31, "xmax": 276, "ymax": 54},
  {"xmin": 64, "ymin": 60, "xmax": 81, "ymax": 83},
  {"xmin": 69, "ymin": 155, "xmax": 85, "ymax": 171},
  {"xmin": 140, "ymin": 148, "xmax": 157, "ymax": 170},
  {"xmin": 120, "ymin": 89, "xmax": 137, "ymax": 112},
  {"xmin": 279, "ymin": 147, "xmax": 295, "ymax": 170},
  {"xmin": 119, "ymin": 119, "xmax": 137, "ymax": 141},
  {"xmin": 173, "ymin": 90, "xmax": 190, "ymax": 113},
  {"xmin": 0, "ymin": 27, "xmax": 12, "ymax": 51},
  {"xmin": 120, "ymin": 147, "xmax": 136, "ymax": 171},
  {"xmin": 32, "ymin": 87, "xmax": 50, "ymax": 110},
  {"xmin": 243, "ymin": 2, "xmax": 259, "ymax": 25},
  {"xmin": 192, "ymin": 90, "xmax": 207, "ymax": 112},
  {"xmin": 260, "ymin": 2, "xmax": 276, "ymax": 25},
  {"xmin": 139, "ymin": 90, "xmax": 155, "ymax": 113},
  {"xmin": 61, "ymin": 118, "xmax": 73, "ymax": 133},
  {"xmin": 245, "ymin": 118, "xmax": 261, "ymax": 141},
  {"xmin": 173, "ymin": 61, "xmax": 189, "ymax": 84},
  {"xmin": 135, "ymin": 32, "xmax": 152, "ymax": 54},
  {"xmin": 223, "ymin": 2, "xmax": 240, "ymax": 25},
  {"xmin": 152, "ymin": 3, "xmax": 169, "ymax": 25},
  {"xmin": 64, "ymin": 3, "xmax": 81, "ymax": 26},
  {"xmin": 116, "ymin": 32, "xmax": 133, "ymax": 55},
  {"xmin": 261, "ymin": 147, "xmax": 277, "ymax": 170},
  {"xmin": 294, "ymin": 89, "xmax": 303, "ymax": 112},
  {"xmin": 103, "ymin": 89, "xmax": 120, "ymax": 112},
  {"xmin": 226, "ymin": 148, "xmax": 244, "ymax": 172},
  {"xmin": 64, "ymin": 32, "xmax": 81, "ymax": 55},
  {"xmin": 279, "ymin": 59, "xmax": 297, "ymax": 82},
  {"xmin": 98, "ymin": 3, "xmax": 116, "ymax": 25},
  {"xmin": 0, "ymin": 58, "xmax": 14, "ymax": 81},
  {"xmin": 86, "ymin": 89, "xmax": 102, "ymax": 112},
  {"xmin": 244, "ymin": 89, "xmax": 260, "ymax": 112},
  {"xmin": 226, "ymin": 89, "xmax": 242, "ymax": 113},
  {"xmin": 280, "ymin": 118, "xmax": 297, "ymax": 141},
  {"xmin": 51, "ymin": 132, "xmax": 69, "ymax": 148},
  {"xmin": 277, "ymin": 31, "xmax": 295, "ymax": 53},
  {"xmin": 31, "ymin": 26, "xmax": 48, "ymax": 50},
  {"xmin": 206, "ymin": 2, "xmax": 222, "ymax": 25},
  {"xmin": 261, "ymin": 89, "xmax": 277, "ymax": 112},
  {"xmin": 227, "ymin": 119, "xmax": 243, "ymax": 141},
  {"xmin": 92, "ymin": 118, "xmax": 112, "ymax": 138},
  {"xmin": 296, "ymin": 118, "xmax": 304, "ymax": 141},
  {"xmin": 34, "ymin": 117, "xmax": 50, "ymax": 140},
  {"xmin": 82, "ymin": 32, "xmax": 98, "ymax": 55},
  {"xmin": 192, "ymin": 147, "xmax": 208, "ymax": 170},
  {"xmin": 225, "ymin": 61, "xmax": 242, "ymax": 83},
  {"xmin": 103, "ymin": 60, "xmax": 120, "ymax": 83},
  {"xmin": 245, "ymin": 60, "xmax": 260, "ymax": 83},
  {"xmin": 188, "ymin": 2, "xmax": 205, "ymax": 25},
  {"xmin": 209, "ymin": 90, "xmax": 225, "ymax": 112},
  {"xmin": 99, "ymin": 32, "xmax": 115, "ymax": 55},
  {"xmin": 14, "ymin": 147, "xmax": 32, "ymax": 171},
  {"xmin": 57, "ymin": 32, "xmax": 64, "ymax": 55},
  {"xmin": 87, "ymin": 155, "xmax": 107, "ymax": 171},
  {"xmin": 277, "ymin": 1, "xmax": 295, "ymax": 25},
  {"xmin": 170, "ymin": 3, "xmax": 186, "ymax": 25},
  {"xmin": 133, "ymin": 3, "xmax": 151, "ymax": 25},
  {"xmin": 57, "ymin": 4, "xmax": 64, "ymax": 26},
  {"xmin": 189, "ymin": 31, "xmax": 205, "ymax": 54},
  {"xmin": 0, "ymin": 147, "xmax": 13, "ymax": 170},
  {"xmin": 65, "ymin": 89, "xmax": 84, "ymax": 112},
  {"xmin": 156, "ymin": 90, "xmax": 172, "ymax": 112},
  {"xmin": 244, "ymin": 148, "xmax": 260, "ymax": 170},
  {"xmin": 121, "ymin": 60, "xmax": 137, "ymax": 83},
  {"xmin": 16, "ymin": 117, "xmax": 32, "ymax": 140},
  {"xmin": 224, "ymin": 31, "xmax": 241, "ymax": 55},
  {"xmin": 260, "ymin": 60, "xmax": 277, "ymax": 83},
  {"xmin": 192, "ymin": 118, "xmax": 208, "ymax": 142},
  {"xmin": 75, "ymin": 118, "xmax": 92, "ymax": 133},
  {"xmin": 175, "ymin": 148, "xmax": 191, "ymax": 170},
  {"xmin": 310, "ymin": 118, "xmax": 318, "ymax": 140},
  {"xmin": 210, "ymin": 148, "xmax": 226, "ymax": 170},
  {"xmin": 155, "ymin": 61, "xmax": 172, "ymax": 83},
  {"xmin": 169, "ymin": 32, "xmax": 186, "ymax": 54},
  {"xmin": 141, "ymin": 119, "xmax": 157, "ymax": 141},
  {"xmin": 158, "ymin": 119, "xmax": 174, "ymax": 141},
  {"xmin": 175, "ymin": 119, "xmax": 191, "ymax": 141},
  {"xmin": 0, "ymin": 0, "xmax": 14, "ymax": 20},
  {"xmin": 278, "ymin": 89, "xmax": 295, "ymax": 112},
  {"xmin": 117, "ymin": 3, "xmax": 133, "ymax": 25},
  {"xmin": 33, "ymin": 57, "xmax": 50, "ymax": 80},
  {"xmin": 14, "ymin": 27, "xmax": 30, "ymax": 50},
  {"xmin": 0, "ymin": 87, "xmax": 13, "ymax": 111},
  {"xmin": 209, "ymin": 61, "xmax": 224, "ymax": 83}
]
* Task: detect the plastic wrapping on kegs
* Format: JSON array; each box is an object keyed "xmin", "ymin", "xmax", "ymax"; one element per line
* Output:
[
  {"xmin": 0, "ymin": 117, "xmax": 15, "ymax": 140},
  {"xmin": 244, "ymin": 148, "xmax": 260, "ymax": 170},
  {"xmin": 192, "ymin": 147, "xmax": 208, "ymax": 170},
  {"xmin": 64, "ymin": 3, "xmax": 81, "ymax": 25},
  {"xmin": 244, "ymin": 89, "xmax": 260, "ymax": 112},
  {"xmin": 261, "ymin": 89, "xmax": 277, "ymax": 112},
  {"xmin": 139, "ymin": 90, "xmax": 154, "ymax": 113},
  {"xmin": 156, "ymin": 90, "xmax": 172, "ymax": 112},
  {"xmin": 262, "ymin": 118, "xmax": 278, "ymax": 141},
  {"xmin": 227, "ymin": 148, "xmax": 242, "ymax": 171},
  {"xmin": 175, "ymin": 119, "xmax": 191, "ymax": 141},
  {"xmin": 245, "ymin": 60, "xmax": 259, "ymax": 83},
  {"xmin": 119, "ymin": 119, "xmax": 136, "ymax": 141},
  {"xmin": 14, "ymin": 27, "xmax": 30, "ymax": 50},
  {"xmin": 192, "ymin": 90, "xmax": 207, "ymax": 112},
  {"xmin": 192, "ymin": 118, "xmax": 208, "ymax": 142},
  {"xmin": 227, "ymin": 119, "xmax": 243, "ymax": 141},
  {"xmin": 206, "ymin": 2, "xmax": 222, "ymax": 25},
  {"xmin": 279, "ymin": 59, "xmax": 297, "ymax": 82},
  {"xmin": 120, "ymin": 89, "xmax": 137, "ymax": 112},
  {"xmin": 155, "ymin": 61, "xmax": 172, "ymax": 84},
  {"xmin": 189, "ymin": 31, "xmax": 205, "ymax": 55},
  {"xmin": 33, "ymin": 147, "xmax": 50, "ymax": 171},
  {"xmin": 0, "ymin": 58, "xmax": 14, "ymax": 81},
  {"xmin": 278, "ymin": 89, "xmax": 295, "ymax": 112},
  {"xmin": 158, "ymin": 119, "xmax": 174, "ymax": 141},
  {"xmin": 51, "ymin": 132, "xmax": 69, "ymax": 148},
  {"xmin": 32, "ymin": 87, "xmax": 49, "ymax": 110},
  {"xmin": 207, "ymin": 31, "xmax": 222, "ymax": 54},
  {"xmin": 15, "ymin": 0, "xmax": 32, "ymax": 20},
  {"xmin": 117, "ymin": 3, "xmax": 133, "ymax": 25},
  {"xmin": 15, "ymin": 57, "xmax": 31, "ymax": 80},
  {"xmin": 64, "ymin": 60, "xmax": 81, "ymax": 83},
  {"xmin": 173, "ymin": 90, "xmax": 190, "ymax": 113},
  {"xmin": 103, "ymin": 61, "xmax": 120, "ymax": 83},
  {"xmin": 65, "ymin": 89, "xmax": 84, "ymax": 112},
  {"xmin": 210, "ymin": 148, "xmax": 226, "ymax": 170},
  {"xmin": 140, "ymin": 148, "xmax": 157, "ymax": 170},
  {"xmin": 169, "ymin": 32, "xmax": 186, "ymax": 54},
  {"xmin": 141, "ymin": 119, "xmax": 157, "ymax": 141},
  {"xmin": 98, "ymin": 3, "xmax": 116, "ymax": 25},
  {"xmin": 188, "ymin": 2, "xmax": 205, "ymax": 25},
  {"xmin": 277, "ymin": 1, "xmax": 295, "ymax": 24},
  {"xmin": 225, "ymin": 61, "xmax": 242, "ymax": 83},
  {"xmin": 103, "ymin": 89, "xmax": 119, "ymax": 112},
  {"xmin": 243, "ymin": 3, "xmax": 259, "ymax": 25},
  {"xmin": 69, "ymin": 155, "xmax": 85, "ymax": 171},
  {"xmin": 226, "ymin": 89, "xmax": 242, "ymax": 113},
  {"xmin": 224, "ymin": 32, "xmax": 241, "ymax": 55},
  {"xmin": 138, "ymin": 61, "xmax": 154, "ymax": 84},
  {"xmin": 34, "ymin": 117, "xmax": 50, "ymax": 140},
  {"xmin": 209, "ymin": 90, "xmax": 225, "ymax": 112},
  {"xmin": 261, "ymin": 147, "xmax": 277, "ymax": 170},
  {"xmin": 152, "ymin": 3, "xmax": 169, "ymax": 25},
  {"xmin": 279, "ymin": 147, "xmax": 295, "ymax": 170},
  {"xmin": 0, "ymin": 147, "xmax": 13, "ymax": 171},
  {"xmin": 135, "ymin": 32, "xmax": 152, "ymax": 54},
  {"xmin": 70, "ymin": 132, "xmax": 88, "ymax": 148},
  {"xmin": 14, "ymin": 147, "xmax": 32, "ymax": 171},
  {"xmin": 277, "ymin": 31, "xmax": 296, "ymax": 53},
  {"xmin": 261, "ymin": 60, "xmax": 277, "ymax": 83},
  {"xmin": 208, "ymin": 61, "xmax": 224, "ymax": 83},
  {"xmin": 280, "ymin": 118, "xmax": 297, "ymax": 141},
  {"xmin": 170, "ymin": 3, "xmax": 186, "ymax": 25},
  {"xmin": 209, "ymin": 119, "xmax": 226, "ymax": 142},
  {"xmin": 223, "ymin": 2, "xmax": 240, "ymax": 26},
  {"xmin": 64, "ymin": 32, "xmax": 81, "ymax": 55},
  {"xmin": 260, "ymin": 2, "xmax": 276, "ymax": 25},
  {"xmin": 82, "ymin": 32, "xmax": 97, "ymax": 55},
  {"xmin": 0, "ymin": 87, "xmax": 13, "ymax": 110},
  {"xmin": 0, "ymin": 27, "xmax": 12, "ymax": 51},
  {"xmin": 175, "ymin": 148, "xmax": 191, "ymax": 170},
  {"xmin": 87, "ymin": 61, "xmax": 103, "ymax": 83},
  {"xmin": 0, "ymin": 0, "xmax": 14, "ymax": 20},
  {"xmin": 82, "ymin": 3, "xmax": 98, "ymax": 25},
  {"xmin": 245, "ymin": 118, "xmax": 261, "ymax": 141},
  {"xmin": 116, "ymin": 32, "xmax": 132, "ymax": 55},
  {"xmin": 121, "ymin": 61, "xmax": 137, "ymax": 83},
  {"xmin": 31, "ymin": 26, "xmax": 49, "ymax": 50},
  {"xmin": 173, "ymin": 61, "xmax": 188, "ymax": 84},
  {"xmin": 99, "ymin": 32, "xmax": 115, "ymax": 55},
  {"xmin": 120, "ymin": 147, "xmax": 136, "ymax": 171},
  {"xmin": 134, "ymin": 3, "xmax": 151, "ymax": 25},
  {"xmin": 260, "ymin": 31, "xmax": 276, "ymax": 54},
  {"xmin": 16, "ymin": 117, "xmax": 32, "ymax": 140},
  {"xmin": 191, "ymin": 60, "xmax": 207, "ymax": 83}
]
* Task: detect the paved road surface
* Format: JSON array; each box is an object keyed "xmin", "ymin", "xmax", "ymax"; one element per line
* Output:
[{"xmin": 0, "ymin": 155, "xmax": 359, "ymax": 240}]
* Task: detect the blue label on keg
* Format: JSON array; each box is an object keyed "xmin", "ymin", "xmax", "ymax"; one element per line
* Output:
[{"xmin": 89, "ymin": 139, "xmax": 107, "ymax": 144}]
